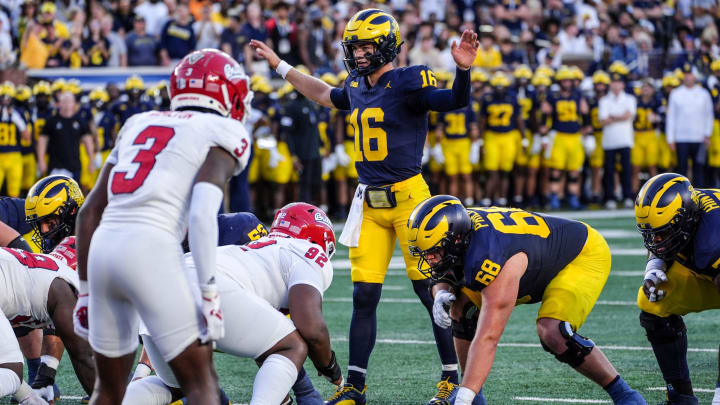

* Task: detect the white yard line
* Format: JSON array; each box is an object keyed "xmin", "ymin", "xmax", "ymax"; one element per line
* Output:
[
  {"xmin": 647, "ymin": 387, "xmax": 715, "ymax": 393},
  {"xmin": 324, "ymin": 297, "xmax": 637, "ymax": 306},
  {"xmin": 513, "ymin": 396, "xmax": 611, "ymax": 403},
  {"xmin": 542, "ymin": 209, "xmax": 635, "ymax": 219},
  {"xmin": 597, "ymin": 229, "xmax": 639, "ymax": 239}
]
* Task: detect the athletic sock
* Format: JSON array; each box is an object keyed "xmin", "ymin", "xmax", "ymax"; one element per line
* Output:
[
  {"xmin": 603, "ymin": 375, "xmax": 632, "ymax": 402},
  {"xmin": 347, "ymin": 282, "xmax": 382, "ymax": 388},
  {"xmin": 251, "ymin": 354, "xmax": 297, "ymax": 405},
  {"xmin": 292, "ymin": 367, "xmax": 323, "ymax": 404},
  {"xmin": 25, "ymin": 357, "xmax": 40, "ymax": 385},
  {"xmin": 0, "ymin": 368, "xmax": 21, "ymax": 398},
  {"xmin": 122, "ymin": 375, "xmax": 173, "ymax": 405}
]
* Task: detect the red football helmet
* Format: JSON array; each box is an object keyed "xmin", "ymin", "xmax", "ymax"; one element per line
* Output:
[
  {"xmin": 169, "ymin": 49, "xmax": 253, "ymax": 123},
  {"xmin": 270, "ymin": 203, "xmax": 336, "ymax": 258},
  {"xmin": 49, "ymin": 236, "xmax": 77, "ymax": 270}
]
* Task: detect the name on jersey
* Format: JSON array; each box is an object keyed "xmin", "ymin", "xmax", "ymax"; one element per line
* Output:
[
  {"xmin": 468, "ymin": 210, "xmax": 489, "ymax": 231},
  {"xmin": 697, "ymin": 192, "xmax": 720, "ymax": 213}
]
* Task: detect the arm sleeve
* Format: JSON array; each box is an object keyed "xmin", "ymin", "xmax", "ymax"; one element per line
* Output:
[
  {"xmin": 330, "ymin": 87, "xmax": 350, "ymax": 111},
  {"xmin": 188, "ymin": 182, "xmax": 224, "ymax": 285},
  {"xmin": 408, "ymin": 67, "xmax": 471, "ymax": 112}
]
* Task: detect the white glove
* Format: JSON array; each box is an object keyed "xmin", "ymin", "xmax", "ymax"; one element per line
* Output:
[
  {"xmin": 335, "ymin": 144, "xmax": 350, "ymax": 166},
  {"xmin": 421, "ymin": 146, "xmax": 430, "ymax": 165},
  {"xmin": 322, "ymin": 154, "xmax": 337, "ymax": 176},
  {"xmin": 268, "ymin": 146, "xmax": 284, "ymax": 169},
  {"xmin": 583, "ymin": 135, "xmax": 596, "ymax": 156},
  {"xmin": 643, "ymin": 258, "xmax": 668, "ymax": 302},
  {"xmin": 530, "ymin": 133, "xmax": 542, "ymax": 155},
  {"xmin": 93, "ymin": 152, "xmax": 103, "ymax": 169},
  {"xmin": 32, "ymin": 386, "xmax": 53, "ymax": 403},
  {"xmin": 19, "ymin": 393, "xmax": 49, "ymax": 405},
  {"xmin": 200, "ymin": 283, "xmax": 224, "ymax": 343},
  {"xmin": 73, "ymin": 281, "xmax": 89, "ymax": 341},
  {"xmin": 470, "ymin": 140, "xmax": 481, "ymax": 165},
  {"xmin": 431, "ymin": 144, "xmax": 445, "ymax": 164},
  {"xmin": 432, "ymin": 290, "xmax": 456, "ymax": 329},
  {"xmin": 543, "ymin": 132, "xmax": 555, "ymax": 160},
  {"xmin": 14, "ymin": 381, "xmax": 48, "ymax": 405}
]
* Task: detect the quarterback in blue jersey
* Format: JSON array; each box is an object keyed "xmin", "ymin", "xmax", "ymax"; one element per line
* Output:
[
  {"xmin": 251, "ymin": 8, "xmax": 479, "ymax": 404},
  {"xmin": 635, "ymin": 173, "xmax": 720, "ymax": 405},
  {"xmin": 407, "ymin": 195, "xmax": 646, "ymax": 405}
]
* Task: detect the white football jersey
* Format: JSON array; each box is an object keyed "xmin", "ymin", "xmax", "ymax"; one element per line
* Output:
[
  {"xmin": 102, "ymin": 110, "xmax": 251, "ymax": 239},
  {"xmin": 185, "ymin": 237, "xmax": 334, "ymax": 310},
  {"xmin": 0, "ymin": 248, "xmax": 79, "ymax": 329}
]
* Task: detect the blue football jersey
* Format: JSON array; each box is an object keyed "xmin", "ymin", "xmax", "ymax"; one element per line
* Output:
[
  {"xmin": 480, "ymin": 92, "xmax": 521, "ymax": 133},
  {"xmin": 0, "ymin": 197, "xmax": 31, "ymax": 235},
  {"xmin": 461, "ymin": 207, "xmax": 588, "ymax": 303},
  {"xmin": 330, "ymin": 65, "xmax": 440, "ymax": 185},
  {"xmin": 675, "ymin": 189, "xmax": 720, "ymax": 278},
  {"xmin": 439, "ymin": 103, "xmax": 476, "ymax": 139},
  {"xmin": 548, "ymin": 91, "xmax": 583, "ymax": 133},
  {"xmin": 218, "ymin": 212, "xmax": 267, "ymax": 246}
]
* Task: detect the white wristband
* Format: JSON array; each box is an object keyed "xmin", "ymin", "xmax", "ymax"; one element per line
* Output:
[
  {"xmin": 455, "ymin": 386, "xmax": 477, "ymax": 405},
  {"xmin": 13, "ymin": 381, "xmax": 33, "ymax": 401},
  {"xmin": 276, "ymin": 60, "xmax": 292, "ymax": 79},
  {"xmin": 41, "ymin": 355, "xmax": 60, "ymax": 370}
]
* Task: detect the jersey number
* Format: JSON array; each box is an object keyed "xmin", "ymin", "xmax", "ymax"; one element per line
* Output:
[
  {"xmin": 556, "ymin": 100, "xmax": 577, "ymax": 122},
  {"xmin": 2, "ymin": 248, "xmax": 59, "ymax": 271},
  {"xmin": 483, "ymin": 207, "xmax": 551, "ymax": 238},
  {"xmin": 351, "ymin": 108, "xmax": 388, "ymax": 162},
  {"xmin": 475, "ymin": 259, "xmax": 501, "ymax": 286},
  {"xmin": 420, "ymin": 70, "xmax": 437, "ymax": 88},
  {"xmin": 445, "ymin": 113, "xmax": 467, "ymax": 135},
  {"xmin": 304, "ymin": 246, "xmax": 328, "ymax": 268},
  {"xmin": 0, "ymin": 123, "xmax": 17, "ymax": 147},
  {"xmin": 111, "ymin": 126, "xmax": 175, "ymax": 194},
  {"xmin": 487, "ymin": 104, "xmax": 513, "ymax": 127},
  {"xmin": 635, "ymin": 108, "xmax": 651, "ymax": 130}
]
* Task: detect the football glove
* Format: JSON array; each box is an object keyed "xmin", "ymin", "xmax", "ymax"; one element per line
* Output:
[
  {"xmin": 432, "ymin": 290, "xmax": 455, "ymax": 329},
  {"xmin": 431, "ymin": 144, "xmax": 445, "ymax": 164},
  {"xmin": 19, "ymin": 393, "xmax": 48, "ymax": 405},
  {"xmin": 335, "ymin": 144, "xmax": 351, "ymax": 167},
  {"xmin": 470, "ymin": 140, "xmax": 482, "ymax": 165},
  {"xmin": 583, "ymin": 135, "xmax": 596, "ymax": 156},
  {"xmin": 31, "ymin": 364, "xmax": 56, "ymax": 402},
  {"xmin": 642, "ymin": 258, "xmax": 668, "ymax": 302},
  {"xmin": 73, "ymin": 281, "xmax": 89, "ymax": 341},
  {"xmin": 530, "ymin": 133, "xmax": 542, "ymax": 155},
  {"xmin": 200, "ymin": 282, "xmax": 224, "ymax": 343},
  {"xmin": 14, "ymin": 381, "xmax": 48, "ymax": 405},
  {"xmin": 322, "ymin": 155, "xmax": 337, "ymax": 176},
  {"xmin": 268, "ymin": 146, "xmax": 284, "ymax": 169},
  {"xmin": 421, "ymin": 146, "xmax": 430, "ymax": 165},
  {"xmin": 314, "ymin": 350, "xmax": 343, "ymax": 385},
  {"xmin": 93, "ymin": 152, "xmax": 103, "ymax": 170}
]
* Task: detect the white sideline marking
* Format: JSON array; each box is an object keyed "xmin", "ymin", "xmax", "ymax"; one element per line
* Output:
[
  {"xmin": 543, "ymin": 209, "xmax": 635, "ymax": 219},
  {"xmin": 324, "ymin": 297, "xmax": 637, "ymax": 306},
  {"xmin": 514, "ymin": 396, "xmax": 611, "ymax": 403},
  {"xmin": 350, "ymin": 285, "xmax": 406, "ymax": 291},
  {"xmin": 330, "ymin": 337, "xmax": 719, "ymax": 353},
  {"xmin": 60, "ymin": 396, "xmax": 85, "ymax": 400},
  {"xmin": 647, "ymin": 387, "xmax": 715, "ymax": 393},
  {"xmin": 597, "ymin": 229, "xmax": 639, "ymax": 239},
  {"xmin": 611, "ymin": 248, "xmax": 647, "ymax": 255},
  {"xmin": 612, "ymin": 270, "xmax": 643, "ymax": 276}
]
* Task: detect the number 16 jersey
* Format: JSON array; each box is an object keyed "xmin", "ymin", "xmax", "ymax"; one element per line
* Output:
[
  {"xmin": 462, "ymin": 208, "xmax": 588, "ymax": 303},
  {"xmin": 102, "ymin": 110, "xmax": 251, "ymax": 240}
]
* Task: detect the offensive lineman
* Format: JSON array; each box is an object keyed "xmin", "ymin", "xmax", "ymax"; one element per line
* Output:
[{"xmin": 72, "ymin": 49, "xmax": 253, "ymax": 405}]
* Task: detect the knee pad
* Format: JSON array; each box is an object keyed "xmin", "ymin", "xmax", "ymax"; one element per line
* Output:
[
  {"xmin": 567, "ymin": 172, "xmax": 580, "ymax": 183},
  {"xmin": 639, "ymin": 312, "xmax": 687, "ymax": 345},
  {"xmin": 546, "ymin": 321, "xmax": 595, "ymax": 368},
  {"xmin": 451, "ymin": 302, "xmax": 479, "ymax": 341}
]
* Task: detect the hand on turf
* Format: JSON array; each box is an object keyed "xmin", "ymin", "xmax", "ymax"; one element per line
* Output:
[
  {"xmin": 19, "ymin": 392, "xmax": 49, "ymax": 405},
  {"xmin": 433, "ymin": 290, "xmax": 456, "ymax": 329},
  {"xmin": 31, "ymin": 364, "xmax": 56, "ymax": 402},
  {"xmin": 249, "ymin": 40, "xmax": 281, "ymax": 70},
  {"xmin": 200, "ymin": 282, "xmax": 224, "ymax": 343},
  {"xmin": 73, "ymin": 292, "xmax": 90, "ymax": 341},
  {"xmin": 643, "ymin": 268, "xmax": 668, "ymax": 302},
  {"xmin": 451, "ymin": 30, "xmax": 479, "ymax": 70}
]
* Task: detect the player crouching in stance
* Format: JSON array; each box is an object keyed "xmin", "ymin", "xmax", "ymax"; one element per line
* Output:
[
  {"xmin": 124, "ymin": 203, "xmax": 341, "ymax": 405},
  {"xmin": 635, "ymin": 173, "xmax": 720, "ymax": 405},
  {"xmin": 407, "ymin": 196, "xmax": 646, "ymax": 405},
  {"xmin": 0, "ymin": 237, "xmax": 95, "ymax": 404}
]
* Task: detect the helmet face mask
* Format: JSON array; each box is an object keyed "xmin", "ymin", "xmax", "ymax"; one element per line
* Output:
[
  {"xmin": 25, "ymin": 175, "xmax": 84, "ymax": 253},
  {"xmin": 411, "ymin": 232, "xmax": 468, "ymax": 280},
  {"xmin": 342, "ymin": 9, "xmax": 402, "ymax": 78}
]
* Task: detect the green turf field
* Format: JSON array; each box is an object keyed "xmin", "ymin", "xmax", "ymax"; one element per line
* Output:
[{"xmin": 14, "ymin": 209, "xmax": 720, "ymax": 404}]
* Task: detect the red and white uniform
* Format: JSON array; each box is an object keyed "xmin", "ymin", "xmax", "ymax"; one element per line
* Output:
[
  {"xmin": 138, "ymin": 237, "xmax": 333, "ymax": 389},
  {"xmin": 88, "ymin": 110, "xmax": 251, "ymax": 361},
  {"xmin": 0, "ymin": 248, "xmax": 78, "ymax": 364}
]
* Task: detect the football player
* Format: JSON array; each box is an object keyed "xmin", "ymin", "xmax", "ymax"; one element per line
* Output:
[
  {"xmin": 635, "ymin": 173, "xmax": 720, "ymax": 405},
  {"xmin": 478, "ymin": 72, "xmax": 525, "ymax": 207},
  {"xmin": 631, "ymin": 80, "xmax": 661, "ymax": 195},
  {"xmin": 124, "ymin": 203, "xmax": 339, "ymax": 405},
  {"xmin": 708, "ymin": 60, "xmax": 720, "ymax": 187},
  {"xmin": 658, "ymin": 74, "xmax": 680, "ymax": 173},
  {"xmin": 14, "ymin": 85, "xmax": 35, "ymax": 196},
  {"xmin": 541, "ymin": 66, "xmax": 591, "ymax": 210},
  {"xmin": 0, "ymin": 237, "xmax": 95, "ymax": 404},
  {"xmin": 0, "ymin": 82, "xmax": 31, "ymax": 198},
  {"xmin": 408, "ymin": 195, "xmax": 646, "ymax": 405},
  {"xmin": 73, "ymin": 49, "xmax": 253, "ymax": 405},
  {"xmin": 525, "ymin": 73, "xmax": 552, "ymax": 208},
  {"xmin": 111, "ymin": 75, "xmax": 154, "ymax": 126},
  {"xmin": 511, "ymin": 64, "xmax": 534, "ymax": 208},
  {"xmin": 30, "ymin": 82, "xmax": 54, "ymax": 192},
  {"xmin": 588, "ymin": 71, "xmax": 609, "ymax": 204},
  {"xmin": 251, "ymin": 9, "xmax": 479, "ymax": 404}
]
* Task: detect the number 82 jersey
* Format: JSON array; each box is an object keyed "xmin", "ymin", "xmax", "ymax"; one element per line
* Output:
[{"xmin": 462, "ymin": 207, "xmax": 589, "ymax": 303}]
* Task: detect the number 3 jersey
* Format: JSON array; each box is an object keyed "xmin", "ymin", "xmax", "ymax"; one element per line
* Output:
[
  {"xmin": 185, "ymin": 237, "xmax": 334, "ymax": 310},
  {"xmin": 0, "ymin": 248, "xmax": 78, "ymax": 328},
  {"xmin": 103, "ymin": 110, "xmax": 251, "ymax": 239},
  {"xmin": 461, "ymin": 208, "xmax": 588, "ymax": 303}
]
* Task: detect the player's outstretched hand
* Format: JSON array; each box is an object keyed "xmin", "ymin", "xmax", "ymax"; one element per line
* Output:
[
  {"xmin": 200, "ymin": 282, "xmax": 225, "ymax": 343},
  {"xmin": 73, "ymin": 291, "xmax": 90, "ymax": 341},
  {"xmin": 451, "ymin": 29, "xmax": 480, "ymax": 70},
  {"xmin": 643, "ymin": 268, "xmax": 668, "ymax": 302},
  {"xmin": 249, "ymin": 40, "xmax": 281, "ymax": 70}
]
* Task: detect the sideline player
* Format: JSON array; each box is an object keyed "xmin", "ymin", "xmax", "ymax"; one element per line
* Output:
[
  {"xmin": 0, "ymin": 237, "xmax": 95, "ymax": 403},
  {"xmin": 408, "ymin": 195, "xmax": 646, "ymax": 405},
  {"xmin": 72, "ymin": 49, "xmax": 253, "ymax": 405},
  {"xmin": 251, "ymin": 8, "xmax": 479, "ymax": 404},
  {"xmin": 124, "ymin": 203, "xmax": 340, "ymax": 405},
  {"xmin": 634, "ymin": 173, "xmax": 720, "ymax": 405}
]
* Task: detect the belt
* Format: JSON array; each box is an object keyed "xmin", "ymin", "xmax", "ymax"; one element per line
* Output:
[{"xmin": 364, "ymin": 174, "xmax": 425, "ymax": 209}]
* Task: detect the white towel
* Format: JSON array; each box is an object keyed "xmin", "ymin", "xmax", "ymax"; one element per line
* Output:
[{"xmin": 339, "ymin": 184, "xmax": 367, "ymax": 247}]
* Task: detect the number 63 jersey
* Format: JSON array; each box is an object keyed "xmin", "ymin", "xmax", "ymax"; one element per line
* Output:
[
  {"xmin": 0, "ymin": 248, "xmax": 78, "ymax": 328},
  {"xmin": 102, "ymin": 110, "xmax": 251, "ymax": 239},
  {"xmin": 461, "ymin": 207, "xmax": 589, "ymax": 303}
]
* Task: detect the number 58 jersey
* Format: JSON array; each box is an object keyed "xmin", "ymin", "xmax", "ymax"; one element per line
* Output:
[
  {"xmin": 102, "ymin": 110, "xmax": 251, "ymax": 239},
  {"xmin": 0, "ymin": 248, "xmax": 78, "ymax": 328}
]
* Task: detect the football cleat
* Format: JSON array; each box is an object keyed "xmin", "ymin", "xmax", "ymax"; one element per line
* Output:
[
  {"xmin": 427, "ymin": 377, "xmax": 458, "ymax": 405},
  {"xmin": 325, "ymin": 383, "xmax": 366, "ymax": 405}
]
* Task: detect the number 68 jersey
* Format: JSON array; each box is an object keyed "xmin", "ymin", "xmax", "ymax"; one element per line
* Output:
[
  {"xmin": 0, "ymin": 248, "xmax": 78, "ymax": 328},
  {"xmin": 461, "ymin": 207, "xmax": 589, "ymax": 303},
  {"xmin": 102, "ymin": 110, "xmax": 251, "ymax": 239}
]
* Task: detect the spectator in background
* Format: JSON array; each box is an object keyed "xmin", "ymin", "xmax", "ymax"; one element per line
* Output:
[
  {"xmin": 220, "ymin": 11, "xmax": 247, "ymax": 66},
  {"xmin": 607, "ymin": 26, "xmax": 638, "ymax": 69},
  {"xmin": 281, "ymin": 91, "xmax": 322, "ymax": 206},
  {"xmin": 193, "ymin": 2, "xmax": 222, "ymax": 51},
  {"xmin": 558, "ymin": 19, "xmax": 591, "ymax": 56},
  {"xmin": 266, "ymin": 1, "xmax": 300, "ymax": 66},
  {"xmin": 126, "ymin": 16, "xmax": 158, "ymax": 66},
  {"xmin": 408, "ymin": 35, "xmax": 442, "ymax": 71},
  {"xmin": 299, "ymin": 7, "xmax": 331, "ymax": 74},
  {"xmin": 38, "ymin": 2, "xmax": 69, "ymax": 40},
  {"xmin": 499, "ymin": 38, "xmax": 524, "ymax": 66},
  {"xmin": 102, "ymin": 13, "xmax": 127, "ymax": 67},
  {"xmin": 159, "ymin": 3, "xmax": 196, "ymax": 66},
  {"xmin": 37, "ymin": 91, "xmax": 95, "ymax": 182},
  {"xmin": 536, "ymin": 37, "xmax": 562, "ymax": 67},
  {"xmin": 666, "ymin": 64, "xmax": 714, "ymax": 186},
  {"xmin": 83, "ymin": 18, "xmax": 110, "ymax": 67},
  {"xmin": 20, "ymin": 21, "xmax": 49, "ymax": 68},
  {"xmin": 241, "ymin": 2, "xmax": 270, "ymax": 75},
  {"xmin": 599, "ymin": 72, "xmax": 636, "ymax": 208},
  {"xmin": 473, "ymin": 28, "xmax": 501, "ymax": 69},
  {"xmin": 57, "ymin": 34, "xmax": 84, "ymax": 67},
  {"xmin": 0, "ymin": 18, "xmax": 14, "ymax": 68},
  {"xmin": 113, "ymin": 0, "xmax": 135, "ymax": 35},
  {"xmin": 134, "ymin": 0, "xmax": 169, "ymax": 37}
]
